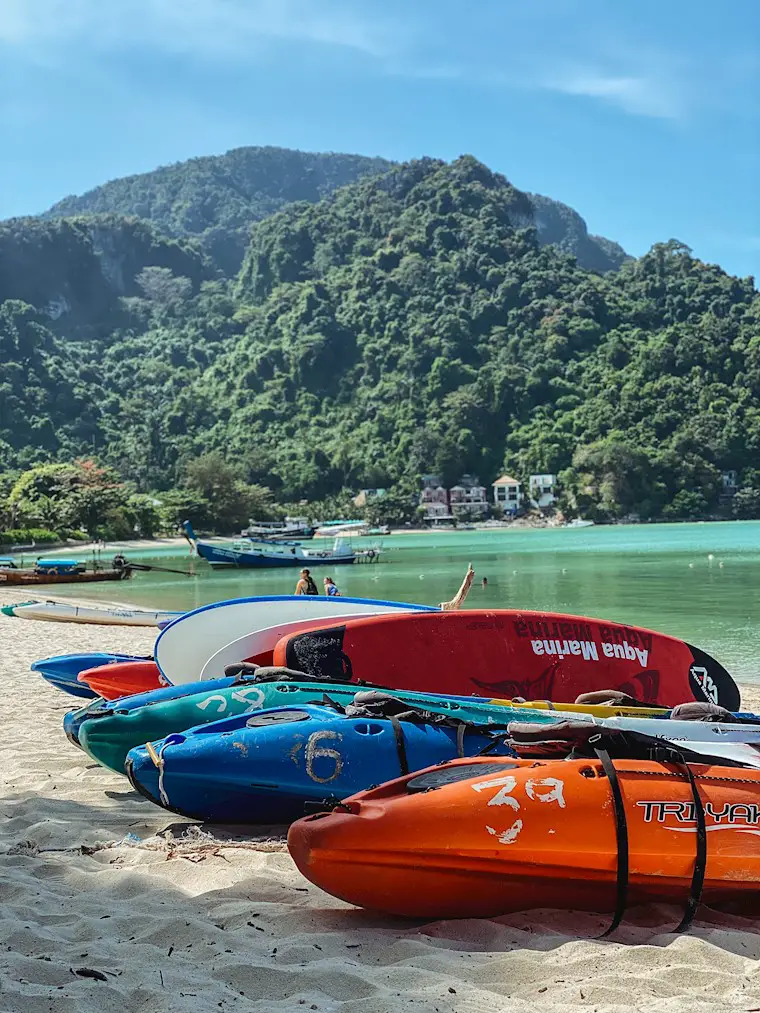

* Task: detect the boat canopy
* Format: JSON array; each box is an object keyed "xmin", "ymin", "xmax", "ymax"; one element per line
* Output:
[{"xmin": 35, "ymin": 559, "xmax": 83, "ymax": 570}]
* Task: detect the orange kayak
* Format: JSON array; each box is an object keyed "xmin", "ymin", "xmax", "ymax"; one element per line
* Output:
[
  {"xmin": 288, "ymin": 755, "xmax": 760, "ymax": 922},
  {"xmin": 78, "ymin": 660, "xmax": 163, "ymax": 700}
]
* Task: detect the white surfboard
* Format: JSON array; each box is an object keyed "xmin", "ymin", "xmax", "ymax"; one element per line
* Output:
[
  {"xmin": 199, "ymin": 614, "xmax": 377, "ymax": 680},
  {"xmin": 156, "ymin": 595, "xmax": 435, "ymax": 685},
  {"xmin": 6, "ymin": 600, "xmax": 182, "ymax": 627}
]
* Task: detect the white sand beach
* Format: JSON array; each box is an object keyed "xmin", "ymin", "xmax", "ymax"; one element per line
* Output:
[{"xmin": 2, "ymin": 588, "xmax": 760, "ymax": 1013}]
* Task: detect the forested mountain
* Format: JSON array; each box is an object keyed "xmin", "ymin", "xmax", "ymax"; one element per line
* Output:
[
  {"xmin": 2, "ymin": 154, "xmax": 758, "ymax": 522},
  {"xmin": 41, "ymin": 147, "xmax": 395, "ymax": 276},
  {"xmin": 38, "ymin": 145, "xmax": 628, "ymax": 276}
]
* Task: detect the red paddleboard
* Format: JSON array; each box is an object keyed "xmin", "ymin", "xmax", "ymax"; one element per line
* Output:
[
  {"xmin": 78, "ymin": 660, "xmax": 163, "ymax": 700},
  {"xmin": 272, "ymin": 609, "xmax": 739, "ymax": 709}
]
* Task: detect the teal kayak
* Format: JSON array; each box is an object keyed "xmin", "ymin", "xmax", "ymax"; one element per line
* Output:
[{"xmin": 76, "ymin": 674, "xmax": 559, "ymax": 774}]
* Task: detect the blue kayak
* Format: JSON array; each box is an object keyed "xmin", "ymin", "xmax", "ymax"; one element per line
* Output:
[
  {"xmin": 33, "ymin": 652, "xmax": 150, "ymax": 698},
  {"xmin": 125, "ymin": 703, "xmax": 516, "ymax": 824}
]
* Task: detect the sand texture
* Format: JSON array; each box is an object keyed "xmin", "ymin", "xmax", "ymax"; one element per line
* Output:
[{"xmin": 1, "ymin": 589, "xmax": 760, "ymax": 1012}]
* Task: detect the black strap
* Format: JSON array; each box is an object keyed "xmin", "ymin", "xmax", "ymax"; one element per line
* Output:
[
  {"xmin": 596, "ymin": 748, "xmax": 629, "ymax": 937},
  {"xmin": 456, "ymin": 722, "xmax": 466, "ymax": 758},
  {"xmin": 476, "ymin": 730, "xmax": 513, "ymax": 756},
  {"xmin": 673, "ymin": 760, "xmax": 707, "ymax": 933},
  {"xmin": 318, "ymin": 693, "xmax": 345, "ymax": 713},
  {"xmin": 390, "ymin": 715, "xmax": 409, "ymax": 775}
]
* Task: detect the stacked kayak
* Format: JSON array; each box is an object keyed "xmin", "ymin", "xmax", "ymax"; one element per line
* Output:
[
  {"xmin": 35, "ymin": 599, "xmax": 742, "ymax": 717},
  {"xmin": 73, "ymin": 674, "xmax": 537, "ymax": 772},
  {"xmin": 33, "ymin": 652, "xmax": 151, "ymax": 698},
  {"xmin": 288, "ymin": 750, "xmax": 760, "ymax": 921},
  {"xmin": 77, "ymin": 660, "xmax": 165, "ymax": 699},
  {"xmin": 33, "ymin": 594, "xmax": 433, "ymax": 700},
  {"xmin": 125, "ymin": 701, "xmax": 518, "ymax": 823}
]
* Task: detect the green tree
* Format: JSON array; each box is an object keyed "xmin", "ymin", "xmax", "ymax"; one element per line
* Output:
[
  {"xmin": 8, "ymin": 460, "xmax": 128, "ymax": 536},
  {"xmin": 183, "ymin": 452, "xmax": 279, "ymax": 532},
  {"xmin": 733, "ymin": 487, "xmax": 760, "ymax": 519},
  {"xmin": 124, "ymin": 493, "xmax": 162, "ymax": 537}
]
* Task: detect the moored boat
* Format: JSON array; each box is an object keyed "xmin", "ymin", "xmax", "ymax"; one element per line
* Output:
[
  {"xmin": 194, "ymin": 536, "xmax": 361, "ymax": 568},
  {"xmin": 313, "ymin": 520, "xmax": 368, "ymax": 538},
  {"xmin": 0, "ymin": 561, "xmax": 132, "ymax": 586},
  {"xmin": 244, "ymin": 516, "xmax": 315, "ymax": 540}
]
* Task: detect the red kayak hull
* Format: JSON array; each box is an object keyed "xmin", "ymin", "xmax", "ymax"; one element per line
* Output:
[{"xmin": 78, "ymin": 660, "xmax": 163, "ymax": 700}]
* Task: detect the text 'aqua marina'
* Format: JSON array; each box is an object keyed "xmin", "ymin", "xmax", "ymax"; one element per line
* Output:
[{"xmin": 530, "ymin": 639, "xmax": 649, "ymax": 667}]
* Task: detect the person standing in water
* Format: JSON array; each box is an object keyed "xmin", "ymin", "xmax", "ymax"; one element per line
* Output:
[
  {"xmin": 295, "ymin": 568, "xmax": 318, "ymax": 595},
  {"xmin": 323, "ymin": 576, "xmax": 341, "ymax": 596}
]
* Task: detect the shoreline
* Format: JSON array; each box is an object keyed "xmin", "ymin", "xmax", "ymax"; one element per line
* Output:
[{"xmin": 10, "ymin": 515, "xmax": 760, "ymax": 558}]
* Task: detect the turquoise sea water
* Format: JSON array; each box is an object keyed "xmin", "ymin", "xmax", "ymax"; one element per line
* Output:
[{"xmin": 24, "ymin": 521, "xmax": 760, "ymax": 685}]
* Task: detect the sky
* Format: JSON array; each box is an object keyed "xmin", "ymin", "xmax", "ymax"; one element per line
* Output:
[{"xmin": 0, "ymin": 0, "xmax": 758, "ymax": 277}]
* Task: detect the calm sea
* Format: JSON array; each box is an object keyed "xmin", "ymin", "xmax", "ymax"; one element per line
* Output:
[{"xmin": 34, "ymin": 521, "xmax": 760, "ymax": 685}]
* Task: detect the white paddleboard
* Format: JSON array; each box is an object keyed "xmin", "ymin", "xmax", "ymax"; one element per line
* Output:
[
  {"xmin": 156, "ymin": 595, "xmax": 435, "ymax": 685},
  {"xmin": 595, "ymin": 716, "xmax": 760, "ymax": 744},
  {"xmin": 656, "ymin": 739, "xmax": 760, "ymax": 768},
  {"xmin": 8, "ymin": 601, "xmax": 182, "ymax": 627},
  {"xmin": 512, "ymin": 715, "xmax": 760, "ymax": 768},
  {"xmin": 199, "ymin": 615, "xmax": 376, "ymax": 680}
]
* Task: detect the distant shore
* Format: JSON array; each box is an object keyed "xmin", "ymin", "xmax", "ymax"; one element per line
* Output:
[{"xmin": 8, "ymin": 522, "xmax": 562, "ymax": 557}]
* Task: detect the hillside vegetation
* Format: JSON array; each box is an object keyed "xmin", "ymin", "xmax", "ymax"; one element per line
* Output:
[
  {"xmin": 41, "ymin": 147, "xmax": 395, "ymax": 276},
  {"xmin": 1, "ymin": 154, "xmax": 758, "ymax": 523},
  {"xmin": 39, "ymin": 145, "xmax": 628, "ymax": 276}
]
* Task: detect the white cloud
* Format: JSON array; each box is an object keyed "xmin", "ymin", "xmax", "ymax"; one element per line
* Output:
[
  {"xmin": 542, "ymin": 66, "xmax": 684, "ymax": 120},
  {"xmin": 0, "ymin": 0, "xmax": 395, "ymax": 59}
]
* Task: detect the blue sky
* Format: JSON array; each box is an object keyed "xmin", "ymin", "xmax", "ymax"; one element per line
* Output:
[{"xmin": 1, "ymin": 0, "xmax": 758, "ymax": 277}]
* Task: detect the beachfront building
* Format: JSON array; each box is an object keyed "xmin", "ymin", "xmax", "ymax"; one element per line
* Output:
[
  {"xmin": 419, "ymin": 475, "xmax": 452, "ymax": 521},
  {"xmin": 529, "ymin": 473, "xmax": 557, "ymax": 509},
  {"xmin": 722, "ymin": 471, "xmax": 738, "ymax": 496},
  {"xmin": 492, "ymin": 474, "xmax": 522, "ymax": 515},
  {"xmin": 448, "ymin": 475, "xmax": 489, "ymax": 518}
]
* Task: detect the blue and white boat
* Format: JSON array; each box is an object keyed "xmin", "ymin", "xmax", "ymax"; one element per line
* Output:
[{"xmin": 193, "ymin": 535, "xmax": 359, "ymax": 569}]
